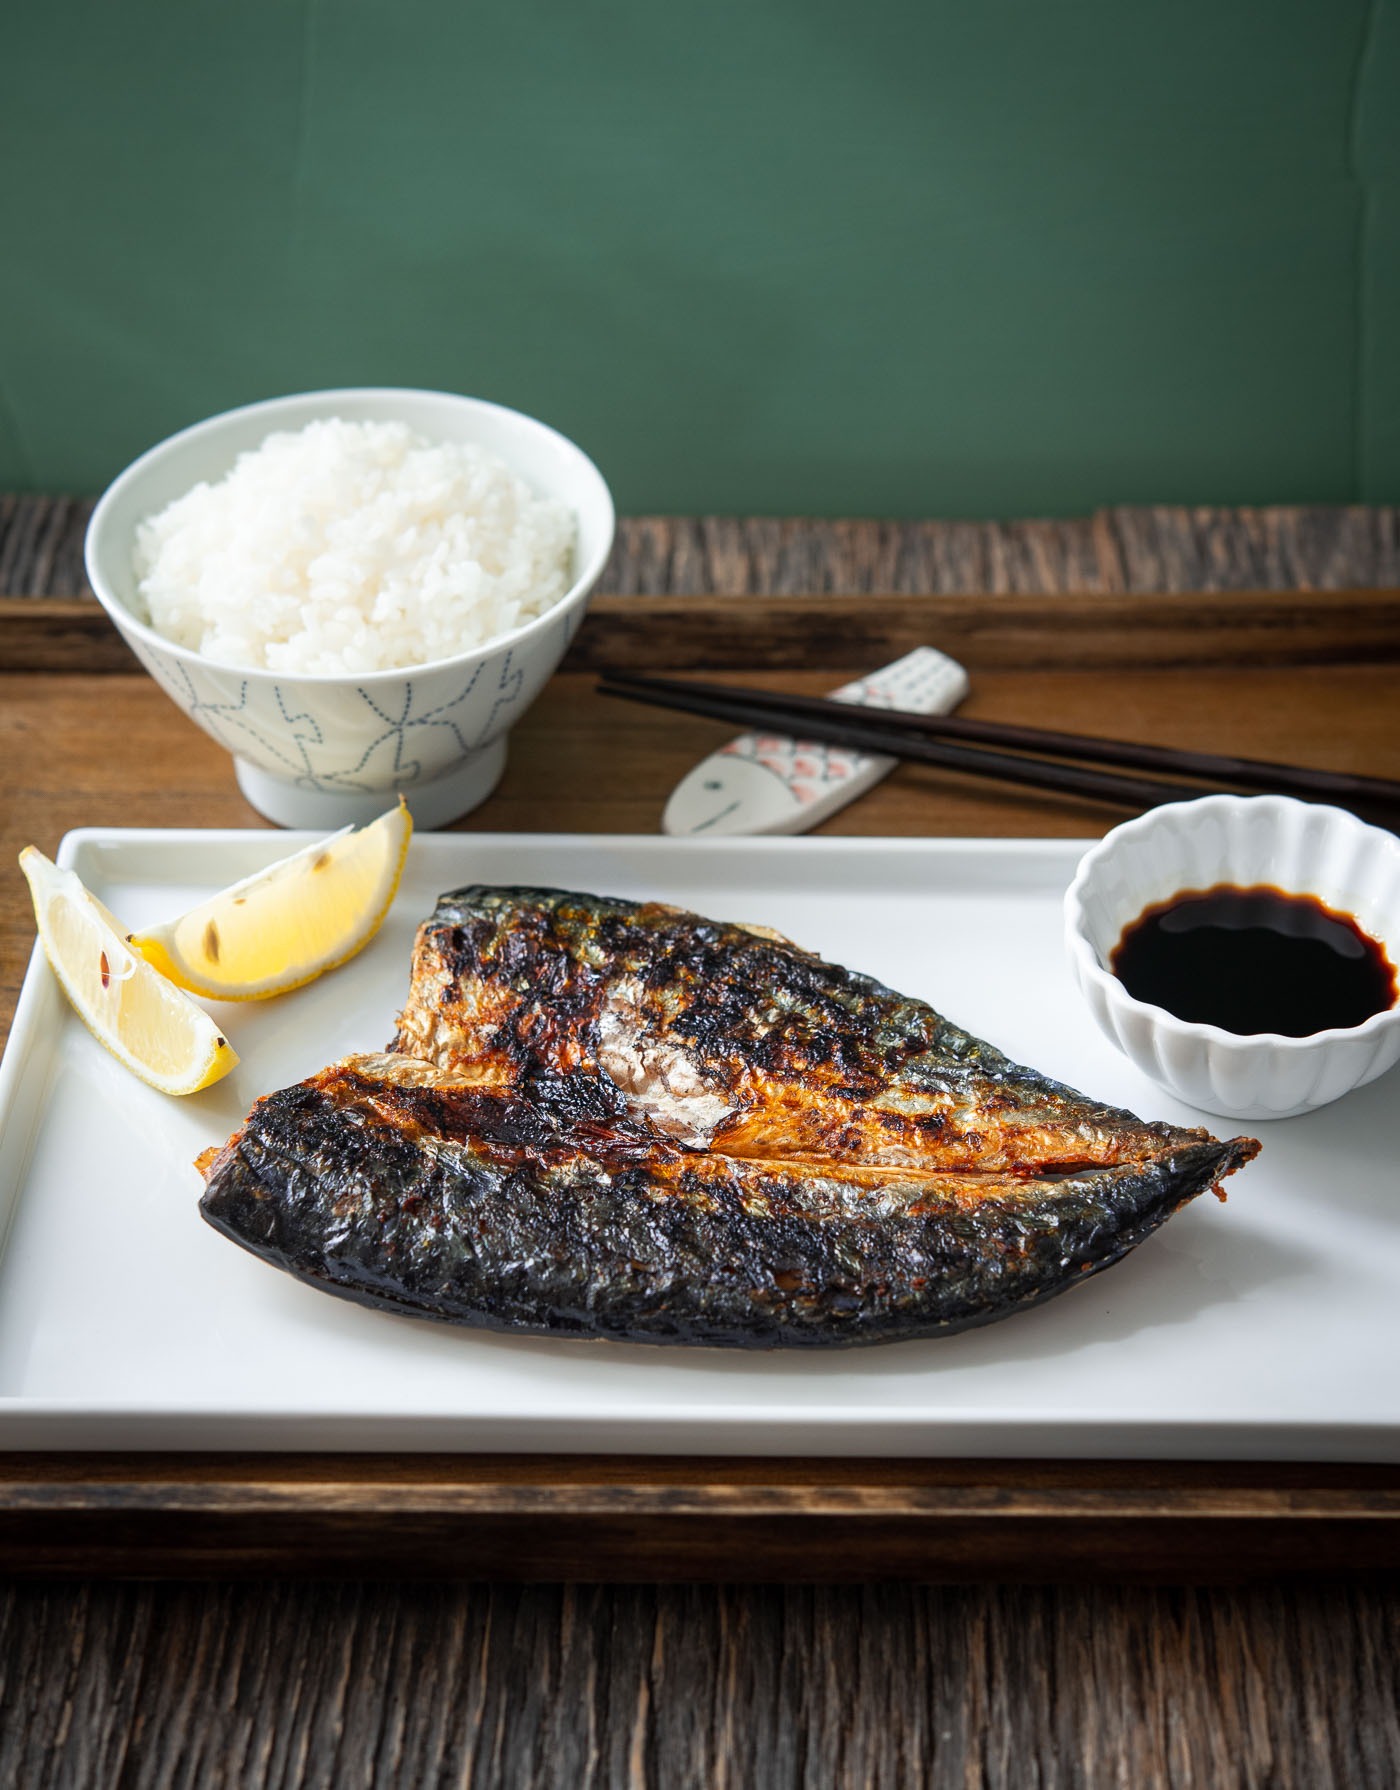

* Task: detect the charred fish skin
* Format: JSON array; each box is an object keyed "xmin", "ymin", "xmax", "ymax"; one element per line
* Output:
[
  {"xmin": 199, "ymin": 1057, "xmax": 1257, "ymax": 1349},
  {"xmin": 199, "ymin": 885, "xmax": 1261, "ymax": 1348},
  {"xmin": 394, "ymin": 886, "xmax": 1216, "ymax": 1171}
]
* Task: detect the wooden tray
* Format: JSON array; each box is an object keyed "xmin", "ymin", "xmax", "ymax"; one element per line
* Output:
[
  {"xmin": 5, "ymin": 584, "xmax": 1400, "ymax": 674},
  {"xmin": 2, "ymin": 584, "xmax": 1398, "ymax": 1578},
  {"xmin": 4, "ymin": 1454, "xmax": 1399, "ymax": 1580}
]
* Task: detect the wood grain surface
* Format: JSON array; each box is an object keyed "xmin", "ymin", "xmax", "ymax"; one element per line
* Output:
[
  {"xmin": 6, "ymin": 498, "xmax": 1400, "ymax": 600},
  {"xmin": 2, "ymin": 1578, "xmax": 1399, "ymax": 1790},
  {"xmin": 3, "ymin": 503, "xmax": 1400, "ymax": 1787},
  {"xmin": 5, "ymin": 500, "xmax": 1400, "ymax": 676}
]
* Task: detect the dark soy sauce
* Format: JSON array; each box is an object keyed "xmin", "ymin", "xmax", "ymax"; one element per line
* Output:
[{"xmin": 1110, "ymin": 885, "xmax": 1397, "ymax": 1037}]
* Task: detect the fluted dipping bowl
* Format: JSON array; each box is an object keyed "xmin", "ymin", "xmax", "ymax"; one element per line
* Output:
[
  {"xmin": 1064, "ymin": 795, "xmax": 1400, "ymax": 1120},
  {"xmin": 85, "ymin": 389, "xmax": 615, "ymax": 829}
]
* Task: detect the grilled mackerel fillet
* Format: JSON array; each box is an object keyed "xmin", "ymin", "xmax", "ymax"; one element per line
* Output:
[{"xmin": 199, "ymin": 886, "xmax": 1260, "ymax": 1346}]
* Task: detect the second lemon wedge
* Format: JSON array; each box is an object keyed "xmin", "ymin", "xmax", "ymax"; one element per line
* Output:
[
  {"xmin": 19, "ymin": 847, "xmax": 238, "ymax": 1095},
  {"xmin": 130, "ymin": 799, "xmax": 413, "ymax": 1001}
]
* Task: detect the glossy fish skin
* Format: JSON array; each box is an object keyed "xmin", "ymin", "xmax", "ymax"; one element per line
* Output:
[
  {"xmin": 393, "ymin": 887, "xmax": 1228, "ymax": 1173},
  {"xmin": 199, "ymin": 1056, "xmax": 1254, "ymax": 1347},
  {"xmin": 199, "ymin": 886, "xmax": 1260, "ymax": 1348}
]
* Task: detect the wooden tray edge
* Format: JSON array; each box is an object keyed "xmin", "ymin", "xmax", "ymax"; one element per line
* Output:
[
  {"xmin": 3, "ymin": 1455, "xmax": 1399, "ymax": 1580},
  {"xmin": 3, "ymin": 589, "xmax": 1399, "ymax": 674}
]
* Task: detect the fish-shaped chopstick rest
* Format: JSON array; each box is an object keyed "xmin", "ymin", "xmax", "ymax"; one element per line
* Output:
[{"xmin": 661, "ymin": 646, "xmax": 971, "ymax": 836}]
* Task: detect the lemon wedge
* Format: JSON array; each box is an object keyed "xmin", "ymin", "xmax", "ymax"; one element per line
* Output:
[
  {"xmin": 128, "ymin": 799, "xmax": 412, "ymax": 1001},
  {"xmin": 19, "ymin": 847, "xmax": 239, "ymax": 1095}
]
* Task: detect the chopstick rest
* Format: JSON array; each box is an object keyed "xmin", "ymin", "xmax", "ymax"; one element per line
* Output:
[{"xmin": 661, "ymin": 647, "xmax": 970, "ymax": 836}]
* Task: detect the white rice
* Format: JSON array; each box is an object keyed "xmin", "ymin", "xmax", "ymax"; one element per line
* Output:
[{"xmin": 132, "ymin": 418, "xmax": 576, "ymax": 675}]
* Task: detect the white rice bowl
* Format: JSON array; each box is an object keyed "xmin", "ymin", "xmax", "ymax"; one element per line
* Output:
[{"xmin": 131, "ymin": 418, "xmax": 576, "ymax": 675}]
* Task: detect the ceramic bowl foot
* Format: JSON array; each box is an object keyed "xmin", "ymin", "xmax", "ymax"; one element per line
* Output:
[{"xmin": 234, "ymin": 738, "xmax": 508, "ymax": 830}]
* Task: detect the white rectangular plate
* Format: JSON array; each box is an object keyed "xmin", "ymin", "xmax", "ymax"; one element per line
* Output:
[{"xmin": 1, "ymin": 829, "xmax": 1395, "ymax": 1458}]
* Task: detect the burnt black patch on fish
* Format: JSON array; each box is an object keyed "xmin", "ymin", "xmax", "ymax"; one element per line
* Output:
[{"xmin": 200, "ymin": 886, "xmax": 1260, "ymax": 1347}]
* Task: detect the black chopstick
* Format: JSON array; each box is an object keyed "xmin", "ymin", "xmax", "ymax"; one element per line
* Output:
[
  {"xmin": 598, "ymin": 669, "xmax": 1400, "ymax": 813},
  {"xmin": 597, "ymin": 677, "xmax": 1210, "ymax": 813}
]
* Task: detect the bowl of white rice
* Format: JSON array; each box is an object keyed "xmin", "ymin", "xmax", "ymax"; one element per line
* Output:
[{"xmin": 85, "ymin": 388, "xmax": 614, "ymax": 828}]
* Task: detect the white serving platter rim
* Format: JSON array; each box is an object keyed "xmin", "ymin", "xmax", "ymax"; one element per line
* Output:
[{"xmin": 0, "ymin": 827, "xmax": 1396, "ymax": 1460}]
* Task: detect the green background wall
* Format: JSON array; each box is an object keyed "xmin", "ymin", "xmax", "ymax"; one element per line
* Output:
[{"xmin": 1, "ymin": 1, "xmax": 1397, "ymax": 516}]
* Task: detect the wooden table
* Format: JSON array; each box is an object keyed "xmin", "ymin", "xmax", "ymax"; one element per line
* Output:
[{"xmin": 2, "ymin": 506, "xmax": 1399, "ymax": 1785}]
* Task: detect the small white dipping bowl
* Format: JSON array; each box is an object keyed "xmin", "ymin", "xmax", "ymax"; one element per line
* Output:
[
  {"xmin": 1064, "ymin": 795, "xmax": 1400, "ymax": 1120},
  {"xmin": 85, "ymin": 388, "xmax": 615, "ymax": 829}
]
